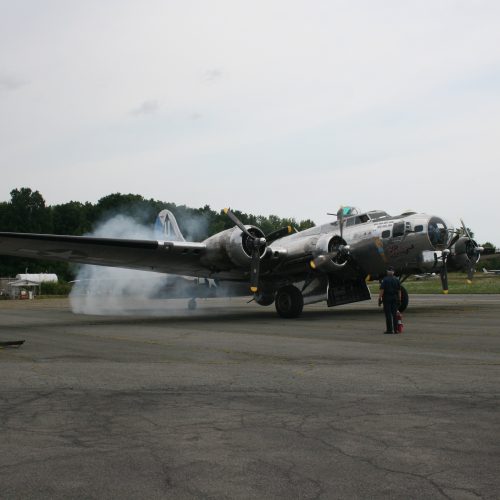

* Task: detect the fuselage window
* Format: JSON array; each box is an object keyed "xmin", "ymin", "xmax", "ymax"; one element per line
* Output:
[
  {"xmin": 381, "ymin": 230, "xmax": 390, "ymax": 238},
  {"xmin": 393, "ymin": 222, "xmax": 405, "ymax": 237},
  {"xmin": 414, "ymin": 225, "xmax": 423, "ymax": 232}
]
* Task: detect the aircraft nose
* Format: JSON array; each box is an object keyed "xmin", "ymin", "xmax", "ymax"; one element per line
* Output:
[{"xmin": 427, "ymin": 216, "xmax": 449, "ymax": 248}]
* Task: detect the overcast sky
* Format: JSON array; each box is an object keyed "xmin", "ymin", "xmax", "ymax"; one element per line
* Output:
[{"xmin": 1, "ymin": 1, "xmax": 499, "ymax": 244}]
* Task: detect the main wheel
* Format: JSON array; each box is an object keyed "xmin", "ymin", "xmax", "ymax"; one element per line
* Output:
[
  {"xmin": 187, "ymin": 298, "xmax": 197, "ymax": 310},
  {"xmin": 398, "ymin": 285, "xmax": 409, "ymax": 312},
  {"xmin": 275, "ymin": 285, "xmax": 304, "ymax": 318},
  {"xmin": 254, "ymin": 292, "xmax": 275, "ymax": 306}
]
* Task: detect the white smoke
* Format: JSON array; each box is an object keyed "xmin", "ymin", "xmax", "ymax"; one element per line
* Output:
[{"xmin": 69, "ymin": 213, "xmax": 203, "ymax": 315}]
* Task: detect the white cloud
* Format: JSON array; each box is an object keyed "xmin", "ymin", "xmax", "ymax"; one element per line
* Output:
[
  {"xmin": 130, "ymin": 99, "xmax": 160, "ymax": 116},
  {"xmin": 1, "ymin": 0, "xmax": 499, "ymax": 244},
  {"xmin": 0, "ymin": 73, "xmax": 26, "ymax": 91}
]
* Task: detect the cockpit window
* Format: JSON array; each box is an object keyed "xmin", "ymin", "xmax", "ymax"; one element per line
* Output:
[
  {"xmin": 345, "ymin": 214, "xmax": 370, "ymax": 227},
  {"xmin": 345, "ymin": 215, "xmax": 369, "ymax": 227},
  {"xmin": 337, "ymin": 206, "xmax": 359, "ymax": 218},
  {"xmin": 369, "ymin": 211, "xmax": 389, "ymax": 219},
  {"xmin": 427, "ymin": 217, "xmax": 448, "ymax": 247}
]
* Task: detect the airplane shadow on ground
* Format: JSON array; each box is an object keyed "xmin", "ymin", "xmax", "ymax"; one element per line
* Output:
[
  {"xmin": 29, "ymin": 304, "xmax": 477, "ymax": 327},
  {"xmin": 1, "ymin": 300, "xmax": 479, "ymax": 332}
]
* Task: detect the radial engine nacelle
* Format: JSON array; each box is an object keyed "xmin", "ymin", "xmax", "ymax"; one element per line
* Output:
[
  {"xmin": 310, "ymin": 233, "xmax": 349, "ymax": 271},
  {"xmin": 201, "ymin": 226, "xmax": 266, "ymax": 269},
  {"xmin": 449, "ymin": 236, "xmax": 483, "ymax": 271}
]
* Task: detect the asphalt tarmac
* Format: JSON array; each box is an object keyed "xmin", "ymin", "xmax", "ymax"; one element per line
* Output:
[{"xmin": 1, "ymin": 295, "xmax": 499, "ymax": 499}]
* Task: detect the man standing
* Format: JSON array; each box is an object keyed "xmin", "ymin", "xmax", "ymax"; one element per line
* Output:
[{"xmin": 378, "ymin": 267, "xmax": 402, "ymax": 334}]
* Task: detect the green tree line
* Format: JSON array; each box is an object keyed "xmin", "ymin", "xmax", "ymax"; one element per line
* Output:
[{"xmin": 0, "ymin": 187, "xmax": 315, "ymax": 280}]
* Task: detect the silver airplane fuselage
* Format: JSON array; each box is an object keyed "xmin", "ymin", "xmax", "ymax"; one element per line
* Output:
[{"xmin": 268, "ymin": 210, "xmax": 453, "ymax": 281}]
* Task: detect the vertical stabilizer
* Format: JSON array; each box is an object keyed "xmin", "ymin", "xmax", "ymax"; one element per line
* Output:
[{"xmin": 154, "ymin": 210, "xmax": 186, "ymax": 241}]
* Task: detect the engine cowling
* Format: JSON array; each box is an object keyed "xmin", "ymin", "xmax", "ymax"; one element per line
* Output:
[
  {"xmin": 201, "ymin": 226, "xmax": 266, "ymax": 269},
  {"xmin": 449, "ymin": 236, "xmax": 480, "ymax": 270},
  {"xmin": 317, "ymin": 234, "xmax": 348, "ymax": 254},
  {"xmin": 311, "ymin": 233, "xmax": 349, "ymax": 271}
]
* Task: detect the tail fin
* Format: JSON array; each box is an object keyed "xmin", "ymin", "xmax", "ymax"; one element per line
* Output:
[{"xmin": 154, "ymin": 210, "xmax": 185, "ymax": 241}]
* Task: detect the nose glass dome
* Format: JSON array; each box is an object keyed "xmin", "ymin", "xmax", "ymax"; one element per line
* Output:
[{"xmin": 427, "ymin": 217, "xmax": 449, "ymax": 247}]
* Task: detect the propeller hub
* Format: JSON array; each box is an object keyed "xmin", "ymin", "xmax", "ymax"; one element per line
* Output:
[{"xmin": 241, "ymin": 228, "xmax": 266, "ymax": 257}]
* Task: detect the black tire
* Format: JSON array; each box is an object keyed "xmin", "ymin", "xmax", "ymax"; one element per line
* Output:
[
  {"xmin": 255, "ymin": 292, "xmax": 275, "ymax": 306},
  {"xmin": 275, "ymin": 285, "xmax": 304, "ymax": 318},
  {"xmin": 187, "ymin": 298, "xmax": 197, "ymax": 310},
  {"xmin": 398, "ymin": 285, "xmax": 409, "ymax": 312}
]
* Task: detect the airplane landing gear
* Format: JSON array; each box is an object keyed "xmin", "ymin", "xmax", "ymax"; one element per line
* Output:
[
  {"xmin": 275, "ymin": 285, "xmax": 304, "ymax": 318},
  {"xmin": 188, "ymin": 298, "xmax": 197, "ymax": 310},
  {"xmin": 254, "ymin": 292, "xmax": 275, "ymax": 306}
]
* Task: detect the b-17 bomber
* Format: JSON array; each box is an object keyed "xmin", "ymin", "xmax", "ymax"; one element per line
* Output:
[{"xmin": 0, "ymin": 206, "xmax": 483, "ymax": 318}]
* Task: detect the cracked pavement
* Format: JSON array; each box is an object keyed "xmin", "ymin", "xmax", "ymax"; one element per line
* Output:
[{"xmin": 0, "ymin": 295, "xmax": 499, "ymax": 499}]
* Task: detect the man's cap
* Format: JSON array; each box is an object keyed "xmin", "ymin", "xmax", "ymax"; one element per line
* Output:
[{"xmin": 387, "ymin": 266, "xmax": 395, "ymax": 272}]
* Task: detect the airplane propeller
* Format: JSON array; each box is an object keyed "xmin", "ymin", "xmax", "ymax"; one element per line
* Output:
[
  {"xmin": 460, "ymin": 219, "xmax": 483, "ymax": 282},
  {"xmin": 310, "ymin": 244, "xmax": 350, "ymax": 270},
  {"xmin": 438, "ymin": 231, "xmax": 460, "ymax": 293},
  {"xmin": 224, "ymin": 208, "xmax": 267, "ymax": 293},
  {"xmin": 439, "ymin": 220, "xmax": 483, "ymax": 292},
  {"xmin": 312, "ymin": 207, "xmax": 350, "ymax": 271},
  {"xmin": 338, "ymin": 206, "xmax": 345, "ymax": 240},
  {"xmin": 308, "ymin": 211, "xmax": 349, "ymax": 271}
]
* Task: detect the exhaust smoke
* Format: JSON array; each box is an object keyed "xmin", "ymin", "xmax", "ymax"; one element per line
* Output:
[{"xmin": 69, "ymin": 212, "xmax": 211, "ymax": 316}]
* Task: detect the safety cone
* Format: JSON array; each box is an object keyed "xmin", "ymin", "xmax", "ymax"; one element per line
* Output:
[{"xmin": 396, "ymin": 311, "xmax": 404, "ymax": 333}]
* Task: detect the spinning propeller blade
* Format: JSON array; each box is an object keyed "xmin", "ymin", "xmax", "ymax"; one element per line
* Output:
[
  {"xmin": 250, "ymin": 248, "xmax": 261, "ymax": 293},
  {"xmin": 224, "ymin": 208, "xmax": 253, "ymax": 237},
  {"xmin": 438, "ymin": 232, "xmax": 461, "ymax": 294},
  {"xmin": 460, "ymin": 219, "xmax": 473, "ymax": 241},
  {"xmin": 339, "ymin": 206, "xmax": 345, "ymax": 240},
  {"xmin": 310, "ymin": 245, "xmax": 350, "ymax": 270}
]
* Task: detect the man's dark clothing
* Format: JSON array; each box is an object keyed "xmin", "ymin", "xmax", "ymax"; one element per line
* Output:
[{"xmin": 380, "ymin": 275, "xmax": 401, "ymax": 333}]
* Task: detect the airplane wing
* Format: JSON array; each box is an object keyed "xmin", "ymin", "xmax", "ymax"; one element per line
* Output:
[{"xmin": 0, "ymin": 232, "xmax": 210, "ymax": 278}]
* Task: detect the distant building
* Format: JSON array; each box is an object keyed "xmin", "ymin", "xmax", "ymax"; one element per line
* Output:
[{"xmin": 7, "ymin": 273, "xmax": 58, "ymax": 299}]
